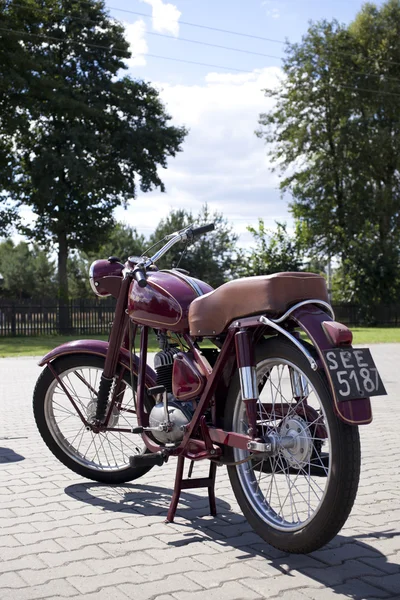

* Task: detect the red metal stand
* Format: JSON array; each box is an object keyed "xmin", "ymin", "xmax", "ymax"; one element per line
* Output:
[{"xmin": 166, "ymin": 456, "xmax": 217, "ymax": 523}]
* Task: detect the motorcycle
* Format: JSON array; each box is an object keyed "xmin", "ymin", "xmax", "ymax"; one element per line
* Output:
[{"xmin": 33, "ymin": 223, "xmax": 386, "ymax": 553}]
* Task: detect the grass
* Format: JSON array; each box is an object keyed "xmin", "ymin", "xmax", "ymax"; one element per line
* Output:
[
  {"xmin": 1, "ymin": 327, "xmax": 399, "ymax": 358},
  {"xmin": 350, "ymin": 327, "xmax": 400, "ymax": 345},
  {"xmin": 0, "ymin": 332, "xmax": 160, "ymax": 358}
]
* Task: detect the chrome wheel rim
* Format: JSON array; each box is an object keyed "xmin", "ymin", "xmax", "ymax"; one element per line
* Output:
[
  {"xmin": 44, "ymin": 366, "xmax": 144, "ymax": 472},
  {"xmin": 233, "ymin": 358, "xmax": 332, "ymax": 532}
]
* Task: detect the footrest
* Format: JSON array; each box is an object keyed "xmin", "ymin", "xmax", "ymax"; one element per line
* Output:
[
  {"xmin": 131, "ymin": 426, "xmax": 144, "ymax": 434},
  {"xmin": 130, "ymin": 452, "xmax": 165, "ymax": 468}
]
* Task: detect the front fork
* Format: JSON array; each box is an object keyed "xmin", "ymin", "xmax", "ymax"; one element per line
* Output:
[{"xmin": 95, "ymin": 274, "xmax": 132, "ymax": 422}]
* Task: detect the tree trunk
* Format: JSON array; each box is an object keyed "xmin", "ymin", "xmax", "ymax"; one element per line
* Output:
[{"xmin": 57, "ymin": 230, "xmax": 70, "ymax": 334}]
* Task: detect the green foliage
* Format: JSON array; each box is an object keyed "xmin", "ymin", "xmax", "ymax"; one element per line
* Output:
[
  {"xmin": 0, "ymin": 0, "xmax": 187, "ymax": 313},
  {"xmin": 90, "ymin": 223, "xmax": 146, "ymax": 264},
  {"xmin": 64, "ymin": 207, "xmax": 239, "ymax": 295},
  {"xmin": 68, "ymin": 223, "xmax": 146, "ymax": 298},
  {"xmin": 0, "ymin": 239, "xmax": 56, "ymax": 298},
  {"xmin": 0, "ymin": 0, "xmax": 30, "ymax": 233},
  {"xmin": 239, "ymin": 220, "xmax": 304, "ymax": 277},
  {"xmin": 148, "ymin": 204, "xmax": 239, "ymax": 288},
  {"xmin": 67, "ymin": 253, "xmax": 92, "ymax": 299},
  {"xmin": 257, "ymin": 0, "xmax": 400, "ymax": 311},
  {"xmin": 0, "ymin": 203, "xmax": 18, "ymax": 236}
]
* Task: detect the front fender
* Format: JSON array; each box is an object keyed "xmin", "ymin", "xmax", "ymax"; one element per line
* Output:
[
  {"xmin": 38, "ymin": 339, "xmax": 157, "ymax": 387},
  {"xmin": 290, "ymin": 305, "xmax": 372, "ymax": 425}
]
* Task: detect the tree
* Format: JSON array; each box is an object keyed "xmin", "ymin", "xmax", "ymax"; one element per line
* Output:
[
  {"xmin": 68, "ymin": 223, "xmax": 146, "ymax": 298},
  {"xmin": 257, "ymin": 0, "xmax": 400, "ymax": 313},
  {"xmin": 0, "ymin": 0, "xmax": 30, "ymax": 234},
  {"xmin": 239, "ymin": 220, "xmax": 304, "ymax": 277},
  {"xmin": 0, "ymin": 0, "xmax": 186, "ymax": 330},
  {"xmin": 148, "ymin": 204, "xmax": 239, "ymax": 288},
  {"xmin": 0, "ymin": 240, "xmax": 56, "ymax": 298},
  {"xmin": 90, "ymin": 223, "xmax": 146, "ymax": 264}
]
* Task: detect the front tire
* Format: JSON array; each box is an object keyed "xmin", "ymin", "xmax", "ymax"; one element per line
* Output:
[
  {"xmin": 33, "ymin": 354, "xmax": 154, "ymax": 484},
  {"xmin": 224, "ymin": 338, "xmax": 361, "ymax": 553}
]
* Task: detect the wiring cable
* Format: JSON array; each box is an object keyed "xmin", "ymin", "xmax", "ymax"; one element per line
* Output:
[{"xmin": 3, "ymin": 25, "xmax": 400, "ymax": 93}]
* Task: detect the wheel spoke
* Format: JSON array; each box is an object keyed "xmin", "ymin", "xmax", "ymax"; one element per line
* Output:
[
  {"xmin": 233, "ymin": 356, "xmax": 332, "ymax": 532},
  {"xmin": 65, "ymin": 424, "xmax": 86, "ymax": 449},
  {"xmin": 44, "ymin": 364, "xmax": 144, "ymax": 473}
]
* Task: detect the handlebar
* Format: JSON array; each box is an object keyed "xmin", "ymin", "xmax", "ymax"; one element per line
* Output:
[
  {"xmin": 126, "ymin": 223, "xmax": 215, "ymax": 286},
  {"xmin": 133, "ymin": 265, "xmax": 148, "ymax": 288},
  {"xmin": 147, "ymin": 222, "xmax": 215, "ymax": 265},
  {"xmin": 189, "ymin": 223, "xmax": 215, "ymax": 237}
]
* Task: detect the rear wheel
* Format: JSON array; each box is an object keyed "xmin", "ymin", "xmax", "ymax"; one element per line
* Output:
[
  {"xmin": 224, "ymin": 338, "xmax": 361, "ymax": 553},
  {"xmin": 33, "ymin": 354, "xmax": 154, "ymax": 484}
]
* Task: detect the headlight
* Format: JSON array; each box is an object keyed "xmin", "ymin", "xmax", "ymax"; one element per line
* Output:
[{"xmin": 89, "ymin": 259, "xmax": 123, "ymax": 297}]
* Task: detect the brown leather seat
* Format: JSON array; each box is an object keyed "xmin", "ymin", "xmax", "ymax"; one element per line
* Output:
[{"xmin": 188, "ymin": 272, "xmax": 329, "ymax": 336}]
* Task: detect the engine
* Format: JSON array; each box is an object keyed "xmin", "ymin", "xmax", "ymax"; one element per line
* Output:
[
  {"xmin": 148, "ymin": 348, "xmax": 196, "ymax": 444},
  {"xmin": 149, "ymin": 397, "xmax": 194, "ymax": 444}
]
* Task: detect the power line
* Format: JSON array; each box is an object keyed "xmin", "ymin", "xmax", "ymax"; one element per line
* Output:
[
  {"xmin": 9, "ymin": 1, "xmax": 285, "ymax": 45},
  {"xmin": 7, "ymin": 3, "xmax": 400, "ymax": 87},
  {"xmin": 3, "ymin": 26, "xmax": 400, "ymax": 97},
  {"xmin": 103, "ymin": 2, "xmax": 287, "ymax": 45},
  {"xmin": 144, "ymin": 53, "xmax": 263, "ymax": 74},
  {"xmin": 108, "ymin": 4, "xmax": 400, "ymax": 71},
  {"xmin": 9, "ymin": 3, "xmax": 284, "ymax": 62},
  {"xmin": 144, "ymin": 31, "xmax": 283, "ymax": 61},
  {"xmin": 0, "ymin": 27, "xmax": 258, "ymax": 74},
  {"xmin": 8, "ymin": 0, "xmax": 400, "ymax": 73},
  {"xmin": 340, "ymin": 83, "xmax": 400, "ymax": 98},
  {"xmin": 0, "ymin": 26, "xmax": 130, "ymax": 54}
]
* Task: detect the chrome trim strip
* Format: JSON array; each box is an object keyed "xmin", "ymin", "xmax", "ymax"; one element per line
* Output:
[
  {"xmin": 163, "ymin": 269, "xmax": 204, "ymax": 297},
  {"xmin": 270, "ymin": 299, "xmax": 335, "ymax": 323},
  {"xmin": 259, "ymin": 316, "xmax": 318, "ymax": 371},
  {"xmin": 239, "ymin": 366, "xmax": 258, "ymax": 400}
]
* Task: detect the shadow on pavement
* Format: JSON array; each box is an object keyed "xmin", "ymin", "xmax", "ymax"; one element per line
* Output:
[
  {"xmin": 0, "ymin": 447, "xmax": 25, "ymax": 463},
  {"xmin": 65, "ymin": 481, "xmax": 400, "ymax": 600},
  {"xmin": 65, "ymin": 481, "xmax": 231, "ymax": 517}
]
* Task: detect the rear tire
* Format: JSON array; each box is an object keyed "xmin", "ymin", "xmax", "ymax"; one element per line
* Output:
[
  {"xmin": 224, "ymin": 337, "xmax": 361, "ymax": 553},
  {"xmin": 33, "ymin": 354, "xmax": 154, "ymax": 484}
]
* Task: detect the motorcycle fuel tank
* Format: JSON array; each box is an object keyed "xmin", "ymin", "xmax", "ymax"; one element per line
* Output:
[{"xmin": 128, "ymin": 270, "xmax": 213, "ymax": 333}]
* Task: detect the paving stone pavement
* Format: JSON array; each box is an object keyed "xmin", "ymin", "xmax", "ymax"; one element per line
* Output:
[{"xmin": 0, "ymin": 345, "xmax": 399, "ymax": 600}]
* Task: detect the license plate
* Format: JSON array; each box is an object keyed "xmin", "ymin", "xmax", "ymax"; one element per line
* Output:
[{"xmin": 323, "ymin": 348, "xmax": 387, "ymax": 402}]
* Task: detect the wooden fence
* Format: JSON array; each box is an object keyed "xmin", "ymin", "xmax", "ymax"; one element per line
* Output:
[
  {"xmin": 0, "ymin": 298, "xmax": 117, "ymax": 336},
  {"xmin": 1, "ymin": 299, "xmax": 400, "ymax": 336}
]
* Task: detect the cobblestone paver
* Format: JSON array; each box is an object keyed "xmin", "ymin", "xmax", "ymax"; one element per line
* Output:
[{"xmin": 0, "ymin": 345, "xmax": 399, "ymax": 599}]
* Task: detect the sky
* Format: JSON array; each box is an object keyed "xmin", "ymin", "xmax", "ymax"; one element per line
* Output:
[
  {"xmin": 107, "ymin": 0, "xmax": 386, "ymax": 248},
  {"xmin": 18, "ymin": 0, "xmax": 386, "ymax": 249}
]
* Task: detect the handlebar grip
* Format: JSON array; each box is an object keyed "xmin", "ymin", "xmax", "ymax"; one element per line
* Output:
[
  {"xmin": 133, "ymin": 267, "xmax": 147, "ymax": 287},
  {"xmin": 190, "ymin": 223, "xmax": 215, "ymax": 237}
]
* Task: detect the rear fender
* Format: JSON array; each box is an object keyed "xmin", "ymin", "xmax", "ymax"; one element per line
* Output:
[
  {"xmin": 290, "ymin": 305, "xmax": 372, "ymax": 425},
  {"xmin": 38, "ymin": 339, "xmax": 157, "ymax": 387}
]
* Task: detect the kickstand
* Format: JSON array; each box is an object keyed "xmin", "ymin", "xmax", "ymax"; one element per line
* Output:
[{"xmin": 165, "ymin": 456, "xmax": 217, "ymax": 523}]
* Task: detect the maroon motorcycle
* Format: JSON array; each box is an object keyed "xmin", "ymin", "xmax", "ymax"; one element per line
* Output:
[{"xmin": 33, "ymin": 223, "xmax": 386, "ymax": 553}]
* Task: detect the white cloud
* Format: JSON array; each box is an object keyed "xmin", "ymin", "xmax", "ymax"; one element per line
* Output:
[
  {"xmin": 262, "ymin": 1, "xmax": 280, "ymax": 20},
  {"xmin": 13, "ymin": 67, "xmax": 289, "ymax": 253},
  {"xmin": 124, "ymin": 20, "xmax": 148, "ymax": 68},
  {"xmin": 117, "ymin": 66, "xmax": 291, "ymax": 247},
  {"xmin": 140, "ymin": 0, "xmax": 181, "ymax": 37}
]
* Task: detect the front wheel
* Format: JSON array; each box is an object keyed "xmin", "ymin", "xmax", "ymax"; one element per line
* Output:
[
  {"xmin": 224, "ymin": 338, "xmax": 361, "ymax": 553},
  {"xmin": 33, "ymin": 354, "xmax": 154, "ymax": 484}
]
